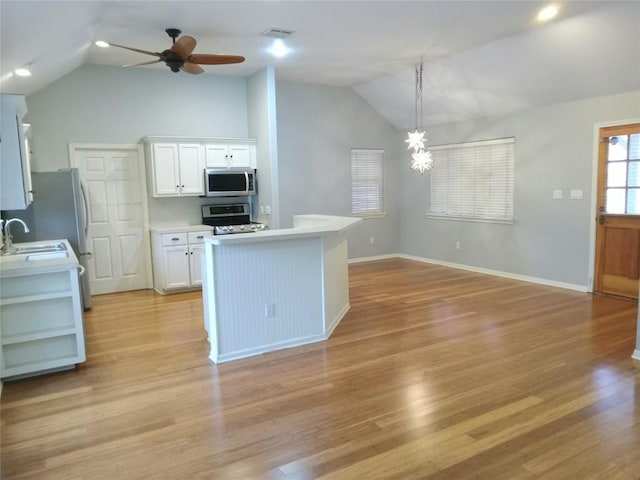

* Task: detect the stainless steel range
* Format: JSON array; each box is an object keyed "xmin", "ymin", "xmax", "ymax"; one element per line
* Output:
[{"xmin": 201, "ymin": 203, "xmax": 267, "ymax": 235}]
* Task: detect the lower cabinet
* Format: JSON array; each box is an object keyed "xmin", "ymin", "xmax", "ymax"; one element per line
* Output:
[
  {"xmin": 151, "ymin": 229, "xmax": 210, "ymax": 294},
  {"xmin": 0, "ymin": 266, "xmax": 86, "ymax": 379}
]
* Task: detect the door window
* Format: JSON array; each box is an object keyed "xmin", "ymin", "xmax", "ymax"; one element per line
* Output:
[{"xmin": 605, "ymin": 133, "xmax": 640, "ymax": 214}]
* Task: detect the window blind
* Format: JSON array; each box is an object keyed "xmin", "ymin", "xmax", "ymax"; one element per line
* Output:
[
  {"xmin": 428, "ymin": 138, "xmax": 515, "ymax": 222},
  {"xmin": 351, "ymin": 148, "xmax": 384, "ymax": 215}
]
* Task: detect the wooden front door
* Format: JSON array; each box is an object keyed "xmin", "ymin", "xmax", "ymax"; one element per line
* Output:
[{"xmin": 594, "ymin": 123, "xmax": 640, "ymax": 299}]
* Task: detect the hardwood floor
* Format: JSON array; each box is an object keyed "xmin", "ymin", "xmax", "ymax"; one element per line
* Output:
[{"xmin": 1, "ymin": 258, "xmax": 639, "ymax": 479}]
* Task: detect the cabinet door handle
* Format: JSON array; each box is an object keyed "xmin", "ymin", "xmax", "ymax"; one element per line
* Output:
[
  {"xmin": 185, "ymin": 252, "xmax": 188, "ymax": 256},
  {"xmin": 190, "ymin": 251, "xmax": 193, "ymax": 255},
  {"xmin": 172, "ymin": 237, "xmax": 180, "ymax": 241},
  {"xmin": 196, "ymin": 235, "xmax": 204, "ymax": 239}
]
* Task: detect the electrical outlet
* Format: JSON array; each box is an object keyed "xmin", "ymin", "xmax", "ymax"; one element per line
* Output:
[
  {"xmin": 553, "ymin": 189, "xmax": 563, "ymax": 200},
  {"xmin": 369, "ymin": 236, "xmax": 375, "ymax": 244},
  {"xmin": 455, "ymin": 241, "xmax": 461, "ymax": 250},
  {"xmin": 265, "ymin": 303, "xmax": 275, "ymax": 318},
  {"xmin": 265, "ymin": 205, "xmax": 272, "ymax": 214},
  {"xmin": 570, "ymin": 189, "xmax": 583, "ymax": 200}
]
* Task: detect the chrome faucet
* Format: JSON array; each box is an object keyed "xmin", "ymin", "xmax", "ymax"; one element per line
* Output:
[{"xmin": 2, "ymin": 218, "xmax": 30, "ymax": 255}]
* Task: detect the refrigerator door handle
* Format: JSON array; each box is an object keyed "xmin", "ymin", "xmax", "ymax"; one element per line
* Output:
[
  {"xmin": 78, "ymin": 264, "xmax": 86, "ymax": 276},
  {"xmin": 80, "ymin": 182, "xmax": 89, "ymax": 236}
]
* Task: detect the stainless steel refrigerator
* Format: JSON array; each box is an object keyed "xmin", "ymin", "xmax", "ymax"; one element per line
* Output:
[{"xmin": 4, "ymin": 169, "xmax": 92, "ymax": 309}]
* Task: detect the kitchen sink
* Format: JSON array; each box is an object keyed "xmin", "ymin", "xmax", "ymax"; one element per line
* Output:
[
  {"xmin": 12, "ymin": 242, "xmax": 68, "ymax": 255},
  {"xmin": 26, "ymin": 251, "xmax": 70, "ymax": 261}
]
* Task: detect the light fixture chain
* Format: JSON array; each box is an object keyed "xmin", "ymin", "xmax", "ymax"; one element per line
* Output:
[
  {"xmin": 414, "ymin": 65, "xmax": 419, "ymax": 130},
  {"xmin": 418, "ymin": 62, "xmax": 423, "ymax": 129}
]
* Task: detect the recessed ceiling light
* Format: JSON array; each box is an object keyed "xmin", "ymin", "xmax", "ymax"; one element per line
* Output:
[
  {"xmin": 269, "ymin": 39, "xmax": 289, "ymax": 58},
  {"xmin": 95, "ymin": 41, "xmax": 110, "ymax": 48},
  {"xmin": 14, "ymin": 68, "xmax": 32, "ymax": 77},
  {"xmin": 537, "ymin": 5, "xmax": 558, "ymax": 22}
]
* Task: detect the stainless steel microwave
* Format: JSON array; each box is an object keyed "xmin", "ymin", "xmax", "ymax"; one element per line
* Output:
[{"xmin": 204, "ymin": 168, "xmax": 256, "ymax": 197}]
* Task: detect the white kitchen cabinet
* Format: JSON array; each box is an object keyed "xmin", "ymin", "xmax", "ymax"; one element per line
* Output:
[
  {"xmin": 0, "ymin": 242, "xmax": 85, "ymax": 379},
  {"xmin": 163, "ymin": 244, "xmax": 190, "ymax": 289},
  {"xmin": 1, "ymin": 94, "xmax": 33, "ymax": 210},
  {"xmin": 151, "ymin": 228, "xmax": 210, "ymax": 294},
  {"xmin": 147, "ymin": 142, "xmax": 204, "ymax": 197},
  {"xmin": 205, "ymin": 142, "xmax": 255, "ymax": 169},
  {"xmin": 178, "ymin": 144, "xmax": 205, "ymax": 194}
]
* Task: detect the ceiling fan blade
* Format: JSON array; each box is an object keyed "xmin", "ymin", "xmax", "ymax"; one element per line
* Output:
[
  {"xmin": 188, "ymin": 54, "xmax": 245, "ymax": 65},
  {"xmin": 123, "ymin": 59, "xmax": 163, "ymax": 68},
  {"xmin": 171, "ymin": 36, "xmax": 197, "ymax": 57},
  {"xmin": 182, "ymin": 62, "xmax": 204, "ymax": 75},
  {"xmin": 107, "ymin": 43, "xmax": 161, "ymax": 58}
]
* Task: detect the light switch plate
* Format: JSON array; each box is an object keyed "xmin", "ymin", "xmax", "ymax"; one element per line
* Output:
[
  {"xmin": 570, "ymin": 189, "xmax": 584, "ymax": 200},
  {"xmin": 553, "ymin": 190, "xmax": 563, "ymax": 200}
]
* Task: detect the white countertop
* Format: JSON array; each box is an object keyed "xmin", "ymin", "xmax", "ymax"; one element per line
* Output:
[
  {"xmin": 149, "ymin": 224, "xmax": 213, "ymax": 234},
  {"xmin": 204, "ymin": 215, "xmax": 361, "ymax": 245},
  {"xmin": 0, "ymin": 239, "xmax": 79, "ymax": 277}
]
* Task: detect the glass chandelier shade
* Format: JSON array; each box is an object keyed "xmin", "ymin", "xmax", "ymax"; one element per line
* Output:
[{"xmin": 406, "ymin": 61, "xmax": 433, "ymax": 174}]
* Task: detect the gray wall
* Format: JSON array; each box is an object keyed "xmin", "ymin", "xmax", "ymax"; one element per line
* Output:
[
  {"xmin": 398, "ymin": 90, "xmax": 640, "ymax": 287},
  {"xmin": 25, "ymin": 64, "xmax": 249, "ymax": 225},
  {"xmin": 275, "ymin": 81, "xmax": 402, "ymax": 259}
]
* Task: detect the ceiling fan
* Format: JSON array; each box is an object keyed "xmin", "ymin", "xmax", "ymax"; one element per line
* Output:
[{"xmin": 106, "ymin": 28, "xmax": 245, "ymax": 74}]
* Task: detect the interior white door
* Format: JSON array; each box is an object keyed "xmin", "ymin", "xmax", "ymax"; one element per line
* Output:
[{"xmin": 71, "ymin": 146, "xmax": 150, "ymax": 295}]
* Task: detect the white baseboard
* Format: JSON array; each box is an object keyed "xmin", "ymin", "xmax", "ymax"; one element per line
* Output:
[
  {"xmin": 211, "ymin": 333, "xmax": 327, "ymax": 364},
  {"xmin": 349, "ymin": 254, "xmax": 399, "ymax": 264},
  {"xmin": 632, "ymin": 349, "xmax": 640, "ymax": 362},
  {"xmin": 349, "ymin": 253, "xmax": 590, "ymax": 293},
  {"xmin": 326, "ymin": 303, "xmax": 350, "ymax": 337}
]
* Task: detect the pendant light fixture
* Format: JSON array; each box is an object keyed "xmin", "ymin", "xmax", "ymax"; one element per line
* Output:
[{"xmin": 405, "ymin": 61, "xmax": 433, "ymax": 174}]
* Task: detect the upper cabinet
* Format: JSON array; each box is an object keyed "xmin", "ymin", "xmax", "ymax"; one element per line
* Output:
[
  {"xmin": 146, "ymin": 140, "xmax": 205, "ymax": 197},
  {"xmin": 145, "ymin": 137, "xmax": 256, "ymax": 198},
  {"xmin": 205, "ymin": 141, "xmax": 255, "ymax": 169},
  {"xmin": 1, "ymin": 95, "xmax": 33, "ymax": 210}
]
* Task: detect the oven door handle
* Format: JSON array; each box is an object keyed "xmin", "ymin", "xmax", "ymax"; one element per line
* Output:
[{"xmin": 244, "ymin": 171, "xmax": 250, "ymax": 195}]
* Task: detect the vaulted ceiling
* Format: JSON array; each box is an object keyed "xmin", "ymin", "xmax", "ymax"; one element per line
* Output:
[{"xmin": 1, "ymin": 1, "xmax": 638, "ymax": 129}]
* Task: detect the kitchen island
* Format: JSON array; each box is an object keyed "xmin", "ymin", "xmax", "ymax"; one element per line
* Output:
[{"xmin": 202, "ymin": 215, "xmax": 361, "ymax": 363}]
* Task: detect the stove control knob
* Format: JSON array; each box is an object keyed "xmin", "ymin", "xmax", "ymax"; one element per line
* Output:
[
  {"xmin": 239, "ymin": 225, "xmax": 245, "ymax": 231},
  {"xmin": 222, "ymin": 226, "xmax": 228, "ymax": 232}
]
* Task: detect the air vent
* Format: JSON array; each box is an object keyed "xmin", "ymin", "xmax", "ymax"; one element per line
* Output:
[{"xmin": 261, "ymin": 28, "xmax": 294, "ymax": 39}]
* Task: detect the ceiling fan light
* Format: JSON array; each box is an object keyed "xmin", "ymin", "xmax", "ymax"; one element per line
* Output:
[
  {"xmin": 537, "ymin": 5, "xmax": 558, "ymax": 22},
  {"xmin": 95, "ymin": 41, "xmax": 110, "ymax": 48},
  {"xmin": 14, "ymin": 68, "xmax": 31, "ymax": 77}
]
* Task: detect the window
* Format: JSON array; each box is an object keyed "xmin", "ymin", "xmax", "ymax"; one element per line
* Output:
[
  {"xmin": 428, "ymin": 137, "xmax": 515, "ymax": 222},
  {"xmin": 605, "ymin": 133, "xmax": 640, "ymax": 214},
  {"xmin": 351, "ymin": 148, "xmax": 384, "ymax": 216}
]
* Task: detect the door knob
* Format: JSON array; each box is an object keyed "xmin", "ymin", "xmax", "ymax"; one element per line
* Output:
[{"xmin": 598, "ymin": 215, "xmax": 605, "ymax": 225}]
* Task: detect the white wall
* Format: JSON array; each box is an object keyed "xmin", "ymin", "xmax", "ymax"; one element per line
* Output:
[
  {"xmin": 275, "ymin": 81, "xmax": 402, "ymax": 259},
  {"xmin": 247, "ymin": 67, "xmax": 280, "ymax": 227},
  {"xmin": 25, "ymin": 64, "xmax": 249, "ymax": 225},
  {"xmin": 397, "ymin": 90, "xmax": 640, "ymax": 287}
]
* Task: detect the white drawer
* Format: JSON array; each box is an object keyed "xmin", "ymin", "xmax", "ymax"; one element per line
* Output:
[
  {"xmin": 161, "ymin": 233, "xmax": 187, "ymax": 246},
  {"xmin": 188, "ymin": 230, "xmax": 211, "ymax": 244}
]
